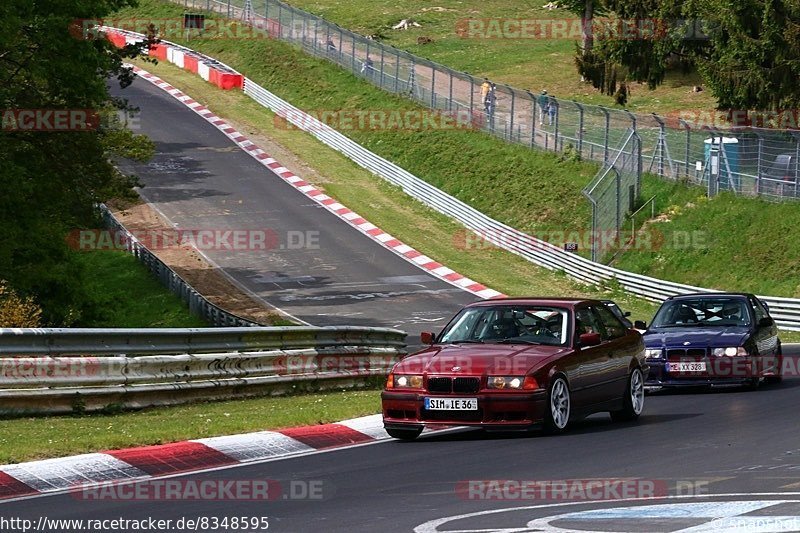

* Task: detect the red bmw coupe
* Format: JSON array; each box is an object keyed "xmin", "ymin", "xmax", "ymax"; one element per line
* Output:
[{"xmin": 382, "ymin": 298, "xmax": 647, "ymax": 440}]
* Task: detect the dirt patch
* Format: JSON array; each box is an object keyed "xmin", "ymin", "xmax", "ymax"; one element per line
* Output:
[{"xmin": 108, "ymin": 200, "xmax": 292, "ymax": 325}]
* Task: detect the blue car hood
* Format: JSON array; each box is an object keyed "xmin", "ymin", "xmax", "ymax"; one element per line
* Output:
[{"xmin": 644, "ymin": 326, "xmax": 750, "ymax": 348}]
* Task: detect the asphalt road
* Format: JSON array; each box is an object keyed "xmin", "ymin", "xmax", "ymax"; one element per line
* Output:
[
  {"xmin": 109, "ymin": 77, "xmax": 476, "ymax": 339},
  {"xmin": 5, "ymin": 379, "xmax": 800, "ymax": 532}
]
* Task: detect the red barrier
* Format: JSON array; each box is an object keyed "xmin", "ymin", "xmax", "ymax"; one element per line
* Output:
[
  {"xmin": 149, "ymin": 43, "xmax": 168, "ymax": 61},
  {"xmin": 107, "ymin": 32, "xmax": 127, "ymax": 48},
  {"xmin": 183, "ymin": 55, "xmax": 199, "ymax": 74},
  {"xmin": 208, "ymin": 68, "xmax": 244, "ymax": 90}
]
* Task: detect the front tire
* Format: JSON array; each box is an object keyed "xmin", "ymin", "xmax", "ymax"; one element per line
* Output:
[
  {"xmin": 544, "ymin": 376, "xmax": 571, "ymax": 433},
  {"xmin": 611, "ymin": 367, "xmax": 645, "ymax": 422},
  {"xmin": 386, "ymin": 427, "xmax": 422, "ymax": 441}
]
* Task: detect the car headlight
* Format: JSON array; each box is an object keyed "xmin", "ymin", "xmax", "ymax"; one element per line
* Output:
[
  {"xmin": 645, "ymin": 348, "xmax": 663, "ymax": 359},
  {"xmin": 387, "ymin": 374, "xmax": 423, "ymax": 389},
  {"xmin": 488, "ymin": 376, "xmax": 539, "ymax": 390},
  {"xmin": 712, "ymin": 347, "xmax": 748, "ymax": 357}
]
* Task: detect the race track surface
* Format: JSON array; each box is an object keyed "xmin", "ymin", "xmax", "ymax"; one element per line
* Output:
[{"xmin": 110, "ymin": 77, "xmax": 477, "ymax": 338}]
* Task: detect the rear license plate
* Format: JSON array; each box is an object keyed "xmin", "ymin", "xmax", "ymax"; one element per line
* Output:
[
  {"xmin": 424, "ymin": 397, "xmax": 477, "ymax": 410},
  {"xmin": 668, "ymin": 362, "xmax": 707, "ymax": 372}
]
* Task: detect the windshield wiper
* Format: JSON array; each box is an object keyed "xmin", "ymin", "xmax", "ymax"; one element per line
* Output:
[
  {"xmin": 447, "ymin": 339, "xmax": 485, "ymax": 344},
  {"xmin": 495, "ymin": 339, "xmax": 542, "ymax": 345}
]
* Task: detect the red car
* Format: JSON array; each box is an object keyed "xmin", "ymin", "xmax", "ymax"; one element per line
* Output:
[{"xmin": 382, "ymin": 298, "xmax": 648, "ymax": 440}]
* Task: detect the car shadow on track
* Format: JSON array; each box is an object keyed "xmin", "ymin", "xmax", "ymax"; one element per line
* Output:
[
  {"xmin": 646, "ymin": 378, "xmax": 800, "ymax": 396},
  {"xmin": 410, "ymin": 413, "xmax": 702, "ymax": 443}
]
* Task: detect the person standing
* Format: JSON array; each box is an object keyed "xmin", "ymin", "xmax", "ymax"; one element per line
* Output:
[
  {"xmin": 547, "ymin": 93, "xmax": 557, "ymax": 125},
  {"xmin": 481, "ymin": 78, "xmax": 491, "ymax": 106},
  {"xmin": 538, "ymin": 89, "xmax": 549, "ymax": 125},
  {"xmin": 484, "ymin": 82, "xmax": 497, "ymax": 119}
]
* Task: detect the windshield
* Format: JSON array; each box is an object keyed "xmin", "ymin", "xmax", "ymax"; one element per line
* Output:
[
  {"xmin": 651, "ymin": 297, "xmax": 751, "ymax": 328},
  {"xmin": 438, "ymin": 305, "xmax": 569, "ymax": 346}
]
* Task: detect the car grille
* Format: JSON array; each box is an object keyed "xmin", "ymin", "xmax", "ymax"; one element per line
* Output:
[
  {"xmin": 667, "ymin": 348, "xmax": 707, "ymax": 361},
  {"xmin": 426, "ymin": 377, "xmax": 480, "ymax": 394},
  {"xmin": 422, "ymin": 408, "xmax": 484, "ymax": 422}
]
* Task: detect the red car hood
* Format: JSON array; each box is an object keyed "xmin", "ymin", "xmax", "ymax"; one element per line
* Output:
[{"xmin": 393, "ymin": 343, "xmax": 570, "ymax": 376}]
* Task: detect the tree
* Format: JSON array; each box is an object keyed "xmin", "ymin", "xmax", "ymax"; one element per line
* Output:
[
  {"xmin": 573, "ymin": 0, "xmax": 800, "ymax": 112},
  {"xmin": 691, "ymin": 0, "xmax": 800, "ymax": 111},
  {"xmin": 0, "ymin": 0, "xmax": 155, "ymax": 325}
]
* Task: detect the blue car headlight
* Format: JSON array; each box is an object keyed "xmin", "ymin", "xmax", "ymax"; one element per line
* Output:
[
  {"xmin": 645, "ymin": 348, "xmax": 663, "ymax": 359},
  {"xmin": 712, "ymin": 347, "xmax": 748, "ymax": 357}
]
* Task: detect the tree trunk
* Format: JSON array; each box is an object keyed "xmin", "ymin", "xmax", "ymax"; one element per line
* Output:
[{"xmin": 582, "ymin": 0, "xmax": 594, "ymax": 53}]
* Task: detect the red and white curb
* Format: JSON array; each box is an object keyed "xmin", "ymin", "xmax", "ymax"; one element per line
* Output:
[
  {"xmin": 129, "ymin": 64, "xmax": 504, "ymax": 301},
  {"xmin": 0, "ymin": 415, "xmax": 449, "ymax": 500}
]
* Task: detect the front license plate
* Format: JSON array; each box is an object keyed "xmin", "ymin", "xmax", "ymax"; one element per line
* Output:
[
  {"xmin": 668, "ymin": 362, "xmax": 707, "ymax": 372},
  {"xmin": 424, "ymin": 397, "xmax": 478, "ymax": 410}
]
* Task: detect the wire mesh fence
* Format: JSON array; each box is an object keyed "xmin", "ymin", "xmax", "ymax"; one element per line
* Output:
[{"xmin": 172, "ymin": 0, "xmax": 800, "ymax": 205}]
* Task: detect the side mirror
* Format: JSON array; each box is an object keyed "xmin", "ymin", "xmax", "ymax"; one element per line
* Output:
[
  {"xmin": 579, "ymin": 332, "xmax": 602, "ymax": 347},
  {"xmin": 623, "ymin": 311, "xmax": 632, "ymax": 317},
  {"xmin": 634, "ymin": 320, "xmax": 647, "ymax": 330},
  {"xmin": 758, "ymin": 316, "xmax": 774, "ymax": 327},
  {"xmin": 420, "ymin": 331, "xmax": 435, "ymax": 344}
]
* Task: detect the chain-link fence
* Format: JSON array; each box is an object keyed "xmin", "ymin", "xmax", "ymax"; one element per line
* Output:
[
  {"xmin": 172, "ymin": 0, "xmax": 800, "ymax": 204},
  {"xmin": 583, "ymin": 129, "xmax": 642, "ymax": 262}
]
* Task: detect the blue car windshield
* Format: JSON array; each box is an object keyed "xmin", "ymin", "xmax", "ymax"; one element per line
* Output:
[
  {"xmin": 438, "ymin": 306, "xmax": 569, "ymax": 346},
  {"xmin": 651, "ymin": 298, "xmax": 751, "ymax": 328}
]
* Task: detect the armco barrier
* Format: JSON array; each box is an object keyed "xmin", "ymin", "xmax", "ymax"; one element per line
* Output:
[
  {"xmin": 103, "ymin": 26, "xmax": 243, "ymax": 90},
  {"xmin": 100, "ymin": 204, "xmax": 260, "ymax": 327},
  {"xmin": 0, "ymin": 326, "xmax": 405, "ymax": 414},
  {"xmin": 104, "ymin": 28, "xmax": 800, "ymax": 331}
]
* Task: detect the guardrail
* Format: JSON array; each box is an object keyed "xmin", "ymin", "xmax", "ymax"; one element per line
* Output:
[
  {"xmin": 104, "ymin": 28, "xmax": 800, "ymax": 331},
  {"xmin": 0, "ymin": 326, "xmax": 405, "ymax": 414},
  {"xmin": 241, "ymin": 78, "xmax": 800, "ymax": 331},
  {"xmin": 100, "ymin": 204, "xmax": 260, "ymax": 327}
]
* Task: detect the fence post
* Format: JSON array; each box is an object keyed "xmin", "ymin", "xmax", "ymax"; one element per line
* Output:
[
  {"xmin": 289, "ymin": 7, "xmax": 295, "ymax": 41},
  {"xmin": 351, "ymin": 33, "xmax": 356, "ymax": 71},
  {"xmin": 469, "ymin": 76, "xmax": 475, "ymax": 118},
  {"xmin": 379, "ymin": 46, "xmax": 385, "ymax": 88},
  {"xmin": 508, "ymin": 86, "xmax": 515, "ymax": 141},
  {"xmin": 394, "ymin": 50, "xmax": 400, "ymax": 93},
  {"xmin": 553, "ymin": 99, "xmax": 560, "ymax": 150},
  {"xmin": 430, "ymin": 65, "xmax": 436, "ymax": 108},
  {"xmin": 575, "ymin": 101, "xmax": 584, "ymax": 156},
  {"xmin": 602, "ymin": 108, "xmax": 610, "ymax": 163},
  {"xmin": 448, "ymin": 71, "xmax": 454, "ymax": 112},
  {"xmin": 526, "ymin": 90, "xmax": 536, "ymax": 148},
  {"xmin": 755, "ymin": 132, "xmax": 764, "ymax": 196},
  {"xmin": 276, "ymin": 2, "xmax": 282, "ymax": 36},
  {"xmin": 680, "ymin": 119, "xmax": 691, "ymax": 179},
  {"xmin": 625, "ymin": 110, "xmax": 642, "ymax": 195}
]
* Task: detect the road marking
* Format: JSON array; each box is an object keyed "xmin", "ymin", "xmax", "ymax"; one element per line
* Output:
[{"xmin": 415, "ymin": 494, "xmax": 800, "ymax": 533}]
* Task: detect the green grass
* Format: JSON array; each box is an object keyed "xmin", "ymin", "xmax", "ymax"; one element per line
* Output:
[
  {"xmin": 117, "ymin": 0, "xmax": 800, "ymax": 315},
  {"xmin": 0, "ymin": 389, "xmax": 379, "ymax": 464},
  {"xmin": 273, "ymin": 0, "xmax": 717, "ymax": 115},
  {"xmin": 74, "ymin": 251, "xmax": 209, "ymax": 327}
]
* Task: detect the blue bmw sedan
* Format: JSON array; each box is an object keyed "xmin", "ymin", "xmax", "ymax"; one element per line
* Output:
[{"xmin": 639, "ymin": 293, "xmax": 782, "ymax": 389}]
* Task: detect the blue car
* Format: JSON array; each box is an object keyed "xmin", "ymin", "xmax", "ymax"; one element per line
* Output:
[{"xmin": 637, "ymin": 293, "xmax": 782, "ymax": 389}]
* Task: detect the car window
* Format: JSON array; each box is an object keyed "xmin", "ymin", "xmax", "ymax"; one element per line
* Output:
[
  {"xmin": 750, "ymin": 297, "xmax": 767, "ymax": 322},
  {"xmin": 575, "ymin": 307, "xmax": 604, "ymax": 339},
  {"xmin": 593, "ymin": 304, "xmax": 628, "ymax": 339},
  {"xmin": 651, "ymin": 297, "xmax": 751, "ymax": 327},
  {"xmin": 438, "ymin": 305, "xmax": 569, "ymax": 346}
]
